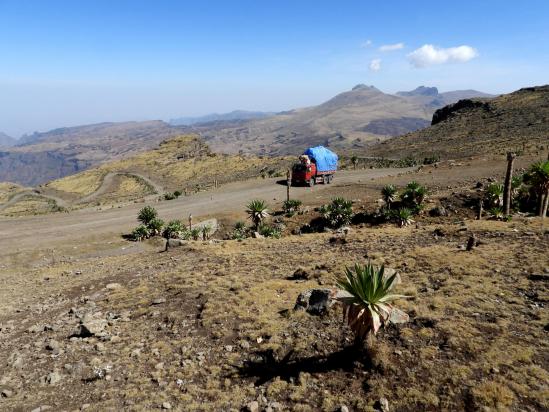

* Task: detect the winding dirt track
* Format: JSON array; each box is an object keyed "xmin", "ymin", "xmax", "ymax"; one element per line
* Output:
[
  {"xmin": 75, "ymin": 172, "xmax": 164, "ymax": 204},
  {"xmin": 0, "ymin": 190, "xmax": 68, "ymax": 212},
  {"xmin": 0, "ymin": 168, "xmax": 412, "ymax": 256}
]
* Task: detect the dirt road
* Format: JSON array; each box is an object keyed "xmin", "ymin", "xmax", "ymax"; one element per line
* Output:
[{"xmin": 0, "ymin": 168, "xmax": 413, "ymax": 255}]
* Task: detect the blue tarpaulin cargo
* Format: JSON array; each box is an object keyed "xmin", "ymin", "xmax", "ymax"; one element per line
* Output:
[{"xmin": 303, "ymin": 146, "xmax": 338, "ymax": 173}]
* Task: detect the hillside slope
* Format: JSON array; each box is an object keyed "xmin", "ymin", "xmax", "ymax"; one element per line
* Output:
[
  {"xmin": 41, "ymin": 135, "xmax": 291, "ymax": 207},
  {"xmin": 0, "ymin": 121, "xmax": 188, "ymax": 186},
  {"xmin": 198, "ymin": 85, "xmax": 491, "ymax": 156},
  {"xmin": 369, "ymin": 85, "xmax": 549, "ymax": 159},
  {"xmin": 0, "ymin": 132, "xmax": 16, "ymax": 147}
]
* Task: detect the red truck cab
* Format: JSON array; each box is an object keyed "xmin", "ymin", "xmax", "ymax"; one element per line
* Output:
[{"xmin": 291, "ymin": 159, "xmax": 333, "ymax": 186}]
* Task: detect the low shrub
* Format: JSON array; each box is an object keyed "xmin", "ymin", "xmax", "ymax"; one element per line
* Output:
[
  {"xmin": 320, "ymin": 197, "xmax": 353, "ymax": 228},
  {"xmin": 131, "ymin": 224, "xmax": 150, "ymax": 241},
  {"xmin": 258, "ymin": 224, "xmax": 281, "ymax": 238},
  {"xmin": 282, "ymin": 199, "xmax": 302, "ymax": 216}
]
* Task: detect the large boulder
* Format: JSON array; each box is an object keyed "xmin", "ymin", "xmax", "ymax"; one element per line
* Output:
[{"xmin": 294, "ymin": 289, "xmax": 333, "ymax": 315}]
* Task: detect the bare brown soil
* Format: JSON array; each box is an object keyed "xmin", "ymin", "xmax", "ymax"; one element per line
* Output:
[{"xmin": 0, "ymin": 157, "xmax": 547, "ymax": 412}]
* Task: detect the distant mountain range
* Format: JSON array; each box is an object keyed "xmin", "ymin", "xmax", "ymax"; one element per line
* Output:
[
  {"xmin": 0, "ymin": 85, "xmax": 493, "ymax": 186},
  {"xmin": 0, "ymin": 132, "xmax": 16, "ymax": 147},
  {"xmin": 0, "ymin": 121, "xmax": 187, "ymax": 186},
  {"xmin": 369, "ymin": 85, "xmax": 548, "ymax": 159},
  {"xmin": 197, "ymin": 85, "xmax": 494, "ymax": 155},
  {"xmin": 170, "ymin": 110, "xmax": 274, "ymax": 126}
]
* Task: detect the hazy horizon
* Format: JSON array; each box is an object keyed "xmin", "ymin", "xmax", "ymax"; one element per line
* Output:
[{"xmin": 1, "ymin": 0, "xmax": 548, "ymax": 137}]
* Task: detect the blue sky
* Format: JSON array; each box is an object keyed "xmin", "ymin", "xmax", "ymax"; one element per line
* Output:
[{"xmin": 1, "ymin": 0, "xmax": 548, "ymax": 137}]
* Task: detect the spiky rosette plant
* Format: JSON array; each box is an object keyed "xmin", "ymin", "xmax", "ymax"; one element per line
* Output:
[
  {"xmin": 401, "ymin": 181, "xmax": 427, "ymax": 208},
  {"xmin": 321, "ymin": 197, "xmax": 353, "ymax": 228},
  {"xmin": 162, "ymin": 220, "xmax": 183, "ymax": 240},
  {"xmin": 131, "ymin": 224, "xmax": 150, "ymax": 241},
  {"xmin": 137, "ymin": 206, "xmax": 158, "ymax": 226},
  {"xmin": 246, "ymin": 200, "xmax": 269, "ymax": 230},
  {"xmin": 336, "ymin": 263, "xmax": 408, "ymax": 343},
  {"xmin": 485, "ymin": 183, "xmax": 504, "ymax": 208},
  {"xmin": 189, "ymin": 227, "xmax": 201, "ymax": 240},
  {"xmin": 282, "ymin": 199, "xmax": 302, "ymax": 217},
  {"xmin": 395, "ymin": 208, "xmax": 414, "ymax": 227},
  {"xmin": 381, "ymin": 185, "xmax": 398, "ymax": 209},
  {"xmin": 147, "ymin": 217, "xmax": 164, "ymax": 236},
  {"xmin": 524, "ymin": 160, "xmax": 549, "ymax": 217}
]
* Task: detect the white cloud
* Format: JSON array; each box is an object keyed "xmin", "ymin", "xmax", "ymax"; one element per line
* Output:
[
  {"xmin": 361, "ymin": 39, "xmax": 373, "ymax": 48},
  {"xmin": 379, "ymin": 42, "xmax": 404, "ymax": 52},
  {"xmin": 369, "ymin": 58, "xmax": 381, "ymax": 72},
  {"xmin": 407, "ymin": 44, "xmax": 478, "ymax": 68}
]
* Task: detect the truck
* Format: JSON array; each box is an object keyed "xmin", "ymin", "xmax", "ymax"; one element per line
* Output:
[{"xmin": 291, "ymin": 146, "xmax": 338, "ymax": 187}]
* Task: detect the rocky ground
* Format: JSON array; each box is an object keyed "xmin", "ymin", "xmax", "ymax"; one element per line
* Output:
[{"xmin": 0, "ymin": 157, "xmax": 548, "ymax": 412}]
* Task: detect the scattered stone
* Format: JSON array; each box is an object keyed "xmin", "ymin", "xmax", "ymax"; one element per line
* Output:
[
  {"xmin": 244, "ymin": 401, "xmax": 259, "ymax": 412},
  {"xmin": 491, "ymin": 367, "xmax": 500, "ymax": 374},
  {"xmin": 45, "ymin": 371, "xmax": 62, "ymax": 385},
  {"xmin": 466, "ymin": 235, "xmax": 477, "ymax": 251},
  {"xmin": 45, "ymin": 339, "xmax": 60, "ymax": 352},
  {"xmin": 383, "ymin": 268, "xmax": 401, "ymax": 287},
  {"xmin": 240, "ymin": 341, "xmax": 250, "ymax": 350},
  {"xmin": 329, "ymin": 236, "xmax": 347, "ymax": 245},
  {"xmin": 224, "ymin": 345, "xmax": 233, "ymax": 352},
  {"xmin": 267, "ymin": 401, "xmax": 283, "ymax": 411},
  {"xmin": 1, "ymin": 389, "xmax": 13, "ymax": 398},
  {"xmin": 429, "ymin": 206, "xmax": 449, "ymax": 217},
  {"xmin": 27, "ymin": 324, "xmax": 45, "ymax": 333},
  {"xmin": 294, "ymin": 289, "xmax": 333, "ymax": 315},
  {"xmin": 31, "ymin": 406, "xmax": 51, "ymax": 412},
  {"xmin": 433, "ymin": 228, "xmax": 445, "ymax": 237},
  {"xmin": 152, "ymin": 297, "xmax": 167, "ymax": 305},
  {"xmin": 161, "ymin": 402, "xmax": 172, "ymax": 409},
  {"xmin": 95, "ymin": 342, "xmax": 106, "ymax": 352},
  {"xmin": 252, "ymin": 232, "xmax": 264, "ymax": 239},
  {"xmin": 105, "ymin": 283, "xmax": 122, "ymax": 290},
  {"xmin": 81, "ymin": 404, "xmax": 91, "ymax": 410},
  {"xmin": 528, "ymin": 273, "xmax": 549, "ymax": 282},
  {"xmin": 78, "ymin": 318, "xmax": 107, "ymax": 337},
  {"xmin": 374, "ymin": 397, "xmax": 390, "ymax": 412},
  {"xmin": 167, "ymin": 239, "xmax": 187, "ymax": 248},
  {"xmin": 339, "ymin": 406, "xmax": 349, "ymax": 412},
  {"xmin": 289, "ymin": 268, "xmax": 310, "ymax": 280}
]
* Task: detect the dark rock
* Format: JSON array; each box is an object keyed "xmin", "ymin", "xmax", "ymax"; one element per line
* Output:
[
  {"xmin": 433, "ymin": 228, "xmax": 445, "ymax": 237},
  {"xmin": 329, "ymin": 237, "xmax": 347, "ymax": 245},
  {"xmin": 429, "ymin": 206, "xmax": 448, "ymax": 217},
  {"xmin": 77, "ymin": 318, "xmax": 107, "ymax": 338},
  {"xmin": 289, "ymin": 268, "xmax": 310, "ymax": 280},
  {"xmin": 374, "ymin": 397, "xmax": 390, "ymax": 412},
  {"xmin": 432, "ymin": 99, "xmax": 491, "ymax": 125},
  {"xmin": 528, "ymin": 273, "xmax": 549, "ymax": 282},
  {"xmin": 294, "ymin": 289, "xmax": 333, "ymax": 315}
]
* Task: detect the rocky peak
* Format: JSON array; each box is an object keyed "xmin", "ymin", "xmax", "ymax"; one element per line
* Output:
[{"xmin": 397, "ymin": 86, "xmax": 439, "ymax": 97}]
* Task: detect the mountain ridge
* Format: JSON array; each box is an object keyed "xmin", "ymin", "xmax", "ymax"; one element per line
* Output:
[
  {"xmin": 0, "ymin": 132, "xmax": 16, "ymax": 147},
  {"xmin": 368, "ymin": 85, "xmax": 549, "ymax": 159},
  {"xmin": 198, "ymin": 85, "xmax": 493, "ymax": 156}
]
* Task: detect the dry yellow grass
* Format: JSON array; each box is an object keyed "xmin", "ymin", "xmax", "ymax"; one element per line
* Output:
[
  {"xmin": 0, "ymin": 182, "xmax": 26, "ymax": 203},
  {"xmin": 46, "ymin": 169, "xmax": 106, "ymax": 195},
  {"xmin": 0, "ymin": 194, "xmax": 58, "ymax": 216},
  {"xmin": 39, "ymin": 135, "xmax": 291, "ymax": 207}
]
